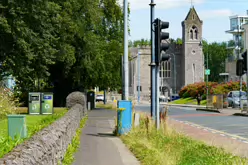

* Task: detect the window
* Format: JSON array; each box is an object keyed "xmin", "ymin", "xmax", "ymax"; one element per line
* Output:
[
  {"xmin": 160, "ymin": 61, "xmax": 171, "ymax": 78},
  {"xmin": 189, "ymin": 25, "xmax": 198, "ymax": 40},
  {"xmin": 192, "ymin": 64, "xmax": 195, "ymax": 83},
  {"xmin": 230, "ymin": 18, "xmax": 238, "ymax": 30},
  {"xmin": 193, "ymin": 14, "xmax": 195, "ymax": 20},
  {"xmin": 190, "ymin": 30, "xmax": 193, "ymax": 39}
]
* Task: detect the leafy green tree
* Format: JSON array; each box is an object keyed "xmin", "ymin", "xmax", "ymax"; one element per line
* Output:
[
  {"xmin": 202, "ymin": 41, "xmax": 231, "ymax": 82},
  {"xmin": 0, "ymin": 0, "xmax": 128, "ymax": 106}
]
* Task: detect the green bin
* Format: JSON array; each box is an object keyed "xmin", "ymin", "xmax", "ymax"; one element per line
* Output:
[
  {"xmin": 7, "ymin": 115, "xmax": 27, "ymax": 139},
  {"xmin": 28, "ymin": 92, "xmax": 41, "ymax": 114},
  {"xmin": 41, "ymin": 92, "xmax": 54, "ymax": 114}
]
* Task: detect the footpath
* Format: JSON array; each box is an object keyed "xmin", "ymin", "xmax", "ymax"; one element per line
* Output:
[{"xmin": 73, "ymin": 109, "xmax": 140, "ymax": 165}]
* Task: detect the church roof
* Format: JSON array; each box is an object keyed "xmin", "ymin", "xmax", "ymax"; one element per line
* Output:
[{"xmin": 184, "ymin": 6, "xmax": 201, "ymax": 22}]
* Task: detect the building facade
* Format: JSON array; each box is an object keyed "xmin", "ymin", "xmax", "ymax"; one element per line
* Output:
[
  {"xmin": 128, "ymin": 7, "xmax": 204, "ymax": 101},
  {"xmin": 225, "ymin": 10, "xmax": 248, "ymax": 82}
]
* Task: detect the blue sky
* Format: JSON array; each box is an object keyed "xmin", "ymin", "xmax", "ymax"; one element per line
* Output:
[{"xmin": 122, "ymin": 0, "xmax": 248, "ymax": 43}]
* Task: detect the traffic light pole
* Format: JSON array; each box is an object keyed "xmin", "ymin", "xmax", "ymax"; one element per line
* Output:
[
  {"xmin": 156, "ymin": 64, "xmax": 160, "ymax": 129},
  {"xmin": 123, "ymin": 0, "xmax": 129, "ymax": 100},
  {"xmin": 149, "ymin": 0, "xmax": 156, "ymax": 119}
]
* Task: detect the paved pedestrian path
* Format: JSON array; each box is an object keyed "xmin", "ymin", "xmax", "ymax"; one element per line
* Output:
[{"xmin": 73, "ymin": 109, "xmax": 140, "ymax": 165}]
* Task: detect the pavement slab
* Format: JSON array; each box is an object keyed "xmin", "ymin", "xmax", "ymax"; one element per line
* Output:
[{"xmin": 73, "ymin": 109, "xmax": 140, "ymax": 165}]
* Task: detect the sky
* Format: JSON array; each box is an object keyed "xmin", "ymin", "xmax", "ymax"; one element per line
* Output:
[{"xmin": 119, "ymin": 0, "xmax": 248, "ymax": 43}]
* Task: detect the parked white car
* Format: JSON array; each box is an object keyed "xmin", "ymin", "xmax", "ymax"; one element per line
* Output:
[{"xmin": 96, "ymin": 95, "xmax": 104, "ymax": 102}]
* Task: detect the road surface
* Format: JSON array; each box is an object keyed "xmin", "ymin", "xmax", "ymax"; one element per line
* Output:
[{"xmin": 135, "ymin": 104, "xmax": 248, "ymax": 139}]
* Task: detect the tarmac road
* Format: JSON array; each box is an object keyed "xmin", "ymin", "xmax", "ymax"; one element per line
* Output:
[{"xmin": 135, "ymin": 104, "xmax": 248, "ymax": 139}]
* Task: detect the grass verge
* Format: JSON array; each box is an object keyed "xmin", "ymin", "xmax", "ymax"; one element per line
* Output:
[
  {"xmin": 121, "ymin": 114, "xmax": 248, "ymax": 165},
  {"xmin": 96, "ymin": 102, "xmax": 116, "ymax": 110},
  {"xmin": 62, "ymin": 115, "xmax": 88, "ymax": 165},
  {"xmin": 170, "ymin": 97, "xmax": 207, "ymax": 105},
  {"xmin": 0, "ymin": 107, "xmax": 68, "ymax": 158}
]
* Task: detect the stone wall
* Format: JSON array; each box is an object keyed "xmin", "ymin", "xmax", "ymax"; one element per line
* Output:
[{"xmin": 0, "ymin": 92, "xmax": 87, "ymax": 165}]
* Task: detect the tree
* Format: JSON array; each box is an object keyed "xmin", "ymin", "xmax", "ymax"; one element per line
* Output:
[
  {"xmin": 0, "ymin": 0, "xmax": 128, "ymax": 106},
  {"xmin": 202, "ymin": 41, "xmax": 231, "ymax": 82}
]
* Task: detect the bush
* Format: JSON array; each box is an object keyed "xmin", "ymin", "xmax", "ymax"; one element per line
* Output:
[
  {"xmin": 178, "ymin": 81, "xmax": 246, "ymax": 99},
  {"xmin": 0, "ymin": 88, "xmax": 19, "ymax": 120}
]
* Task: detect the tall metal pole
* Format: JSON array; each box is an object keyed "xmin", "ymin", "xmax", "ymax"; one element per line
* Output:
[
  {"xmin": 171, "ymin": 53, "xmax": 176, "ymax": 94},
  {"xmin": 156, "ymin": 64, "xmax": 160, "ymax": 129},
  {"xmin": 202, "ymin": 38, "xmax": 209, "ymax": 109},
  {"xmin": 149, "ymin": 0, "xmax": 156, "ymax": 119},
  {"xmin": 123, "ymin": 0, "xmax": 129, "ymax": 100},
  {"xmin": 237, "ymin": 24, "xmax": 242, "ymax": 109},
  {"xmin": 206, "ymin": 50, "xmax": 209, "ymax": 108},
  {"xmin": 137, "ymin": 46, "xmax": 141, "ymax": 104}
]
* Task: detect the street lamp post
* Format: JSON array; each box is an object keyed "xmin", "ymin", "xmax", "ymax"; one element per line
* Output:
[
  {"xmin": 170, "ymin": 53, "xmax": 176, "ymax": 94},
  {"xmin": 200, "ymin": 39, "xmax": 209, "ymax": 108},
  {"xmin": 137, "ymin": 46, "xmax": 141, "ymax": 104}
]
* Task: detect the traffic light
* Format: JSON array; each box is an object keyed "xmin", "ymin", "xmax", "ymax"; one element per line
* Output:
[
  {"xmin": 154, "ymin": 18, "xmax": 170, "ymax": 65},
  {"xmin": 236, "ymin": 59, "xmax": 244, "ymax": 76},
  {"xmin": 242, "ymin": 50, "xmax": 247, "ymax": 72},
  {"xmin": 236, "ymin": 50, "xmax": 247, "ymax": 76}
]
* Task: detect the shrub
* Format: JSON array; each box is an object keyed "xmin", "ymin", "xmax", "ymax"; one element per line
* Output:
[
  {"xmin": 178, "ymin": 81, "xmax": 246, "ymax": 99},
  {"xmin": 0, "ymin": 88, "xmax": 18, "ymax": 120}
]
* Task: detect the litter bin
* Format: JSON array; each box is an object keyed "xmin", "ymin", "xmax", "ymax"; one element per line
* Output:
[
  {"xmin": 87, "ymin": 91, "xmax": 95, "ymax": 110},
  {"xmin": 41, "ymin": 92, "xmax": 54, "ymax": 114},
  {"xmin": 28, "ymin": 92, "xmax": 41, "ymax": 114},
  {"xmin": 117, "ymin": 100, "xmax": 132, "ymax": 135},
  {"xmin": 7, "ymin": 115, "xmax": 27, "ymax": 139}
]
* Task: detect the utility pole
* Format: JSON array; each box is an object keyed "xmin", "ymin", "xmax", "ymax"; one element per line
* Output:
[
  {"xmin": 123, "ymin": 0, "xmax": 129, "ymax": 100},
  {"xmin": 137, "ymin": 46, "xmax": 141, "ymax": 104},
  {"xmin": 238, "ymin": 24, "xmax": 242, "ymax": 109},
  {"xmin": 171, "ymin": 53, "xmax": 176, "ymax": 94},
  {"xmin": 149, "ymin": 0, "xmax": 156, "ymax": 118}
]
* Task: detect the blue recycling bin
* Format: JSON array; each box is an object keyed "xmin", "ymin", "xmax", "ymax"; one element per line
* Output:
[{"xmin": 117, "ymin": 100, "xmax": 132, "ymax": 135}]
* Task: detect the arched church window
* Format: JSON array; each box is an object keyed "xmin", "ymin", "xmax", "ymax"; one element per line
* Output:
[
  {"xmin": 194, "ymin": 29, "xmax": 198, "ymax": 39},
  {"xmin": 190, "ymin": 25, "xmax": 198, "ymax": 40},
  {"xmin": 190, "ymin": 30, "xmax": 193, "ymax": 40}
]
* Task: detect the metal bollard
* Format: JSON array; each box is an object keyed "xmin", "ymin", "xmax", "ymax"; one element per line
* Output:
[{"xmin": 88, "ymin": 102, "xmax": 91, "ymax": 110}]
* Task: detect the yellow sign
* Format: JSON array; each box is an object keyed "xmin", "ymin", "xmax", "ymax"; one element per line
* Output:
[{"xmin": 212, "ymin": 96, "xmax": 217, "ymax": 103}]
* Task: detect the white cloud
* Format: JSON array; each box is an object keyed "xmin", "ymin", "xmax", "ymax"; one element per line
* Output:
[
  {"xmin": 118, "ymin": 0, "xmax": 205, "ymax": 10},
  {"xmin": 198, "ymin": 9, "xmax": 233, "ymax": 19}
]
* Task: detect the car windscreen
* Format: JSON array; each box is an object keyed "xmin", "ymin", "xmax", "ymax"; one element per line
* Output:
[{"xmin": 232, "ymin": 91, "xmax": 246, "ymax": 97}]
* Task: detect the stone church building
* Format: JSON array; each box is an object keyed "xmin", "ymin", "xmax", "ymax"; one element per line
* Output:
[{"xmin": 128, "ymin": 7, "xmax": 204, "ymax": 101}]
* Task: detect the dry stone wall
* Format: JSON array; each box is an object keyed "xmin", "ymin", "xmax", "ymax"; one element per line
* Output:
[{"xmin": 0, "ymin": 91, "xmax": 87, "ymax": 165}]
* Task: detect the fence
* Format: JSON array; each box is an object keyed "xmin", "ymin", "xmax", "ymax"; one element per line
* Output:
[{"xmin": 206, "ymin": 94, "xmax": 223, "ymax": 109}]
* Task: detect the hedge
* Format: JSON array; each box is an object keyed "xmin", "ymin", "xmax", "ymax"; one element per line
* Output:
[{"xmin": 179, "ymin": 81, "xmax": 246, "ymax": 99}]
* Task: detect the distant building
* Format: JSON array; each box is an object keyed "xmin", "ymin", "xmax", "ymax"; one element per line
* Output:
[
  {"xmin": 128, "ymin": 7, "xmax": 204, "ymax": 101},
  {"xmin": 225, "ymin": 10, "xmax": 248, "ymax": 82}
]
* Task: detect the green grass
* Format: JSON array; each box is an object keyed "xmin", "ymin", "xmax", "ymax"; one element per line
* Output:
[
  {"xmin": 0, "ymin": 107, "xmax": 68, "ymax": 158},
  {"xmin": 62, "ymin": 116, "xmax": 88, "ymax": 165},
  {"xmin": 170, "ymin": 97, "xmax": 207, "ymax": 105},
  {"xmin": 121, "ymin": 114, "xmax": 248, "ymax": 165},
  {"xmin": 96, "ymin": 102, "xmax": 116, "ymax": 110}
]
